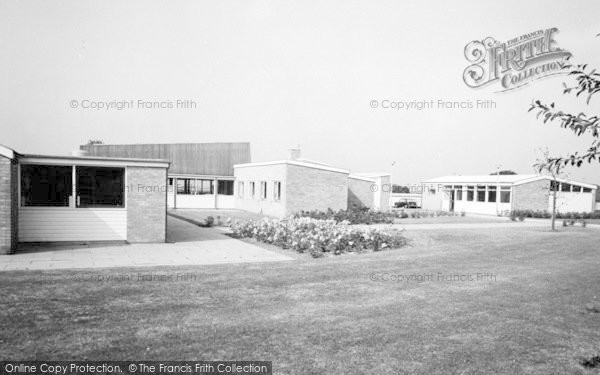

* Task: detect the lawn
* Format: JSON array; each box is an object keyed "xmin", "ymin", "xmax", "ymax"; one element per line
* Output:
[{"xmin": 1, "ymin": 226, "xmax": 600, "ymax": 374}]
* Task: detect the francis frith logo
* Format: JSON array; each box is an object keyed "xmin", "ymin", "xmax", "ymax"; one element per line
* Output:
[{"xmin": 463, "ymin": 28, "xmax": 572, "ymax": 91}]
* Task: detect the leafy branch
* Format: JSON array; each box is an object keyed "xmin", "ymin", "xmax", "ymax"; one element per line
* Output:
[{"xmin": 529, "ymin": 62, "xmax": 600, "ymax": 172}]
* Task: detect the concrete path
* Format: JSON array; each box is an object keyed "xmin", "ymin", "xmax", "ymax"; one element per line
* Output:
[{"xmin": 0, "ymin": 217, "xmax": 293, "ymax": 271}]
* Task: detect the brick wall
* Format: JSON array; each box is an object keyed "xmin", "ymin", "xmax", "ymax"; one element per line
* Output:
[
  {"xmin": 512, "ymin": 179, "xmax": 549, "ymax": 211},
  {"xmin": 0, "ymin": 157, "xmax": 16, "ymax": 254},
  {"xmin": 126, "ymin": 167, "xmax": 167, "ymax": 242},
  {"xmin": 286, "ymin": 164, "xmax": 348, "ymax": 216},
  {"xmin": 348, "ymin": 177, "xmax": 374, "ymax": 209},
  {"xmin": 376, "ymin": 175, "xmax": 391, "ymax": 211},
  {"xmin": 10, "ymin": 160, "xmax": 17, "ymax": 252}
]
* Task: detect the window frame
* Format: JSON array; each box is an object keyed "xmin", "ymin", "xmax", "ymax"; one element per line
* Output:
[
  {"xmin": 273, "ymin": 181, "xmax": 281, "ymax": 201},
  {"xmin": 76, "ymin": 166, "xmax": 125, "ymax": 208},
  {"xmin": 487, "ymin": 186, "xmax": 497, "ymax": 203},
  {"xmin": 500, "ymin": 186, "xmax": 511, "ymax": 203},
  {"xmin": 476, "ymin": 186, "xmax": 486, "ymax": 202},
  {"xmin": 260, "ymin": 181, "xmax": 267, "ymax": 200},
  {"xmin": 217, "ymin": 180, "xmax": 234, "ymax": 196},
  {"xmin": 455, "ymin": 185, "xmax": 463, "ymax": 201},
  {"xmin": 20, "ymin": 164, "xmax": 74, "ymax": 208},
  {"xmin": 466, "ymin": 186, "xmax": 474, "ymax": 202},
  {"xmin": 19, "ymin": 163, "xmax": 129, "ymax": 210}
]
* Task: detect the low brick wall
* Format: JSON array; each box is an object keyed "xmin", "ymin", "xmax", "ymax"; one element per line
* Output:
[{"xmin": 126, "ymin": 167, "xmax": 167, "ymax": 242}]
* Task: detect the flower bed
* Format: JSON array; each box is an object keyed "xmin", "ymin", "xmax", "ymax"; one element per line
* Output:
[{"xmin": 230, "ymin": 217, "xmax": 407, "ymax": 257}]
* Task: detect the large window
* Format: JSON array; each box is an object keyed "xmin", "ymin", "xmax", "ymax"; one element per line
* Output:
[
  {"xmin": 561, "ymin": 183, "xmax": 571, "ymax": 192},
  {"xmin": 487, "ymin": 186, "xmax": 497, "ymax": 202},
  {"xmin": 500, "ymin": 186, "xmax": 511, "ymax": 203},
  {"xmin": 177, "ymin": 179, "xmax": 213, "ymax": 195},
  {"xmin": 455, "ymin": 186, "xmax": 463, "ymax": 201},
  {"xmin": 218, "ymin": 180, "xmax": 234, "ymax": 195},
  {"xmin": 21, "ymin": 165, "xmax": 72, "ymax": 207},
  {"xmin": 197, "ymin": 180, "xmax": 213, "ymax": 194},
  {"xmin": 273, "ymin": 181, "xmax": 281, "ymax": 201},
  {"xmin": 466, "ymin": 186, "xmax": 474, "ymax": 201},
  {"xmin": 476, "ymin": 186, "xmax": 486, "ymax": 202},
  {"xmin": 76, "ymin": 166, "xmax": 124, "ymax": 207}
]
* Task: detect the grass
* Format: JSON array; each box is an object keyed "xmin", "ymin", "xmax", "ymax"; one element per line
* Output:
[{"xmin": 1, "ymin": 226, "xmax": 600, "ymax": 374}]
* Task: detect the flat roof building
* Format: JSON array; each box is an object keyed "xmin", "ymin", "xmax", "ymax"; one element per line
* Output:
[
  {"xmin": 81, "ymin": 142, "xmax": 250, "ymax": 210},
  {"xmin": 0, "ymin": 145, "xmax": 170, "ymax": 254},
  {"xmin": 421, "ymin": 174, "xmax": 598, "ymax": 215},
  {"xmin": 234, "ymin": 150, "xmax": 391, "ymax": 218}
]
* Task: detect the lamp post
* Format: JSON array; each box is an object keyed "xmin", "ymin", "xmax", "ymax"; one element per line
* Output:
[{"xmin": 495, "ymin": 164, "xmax": 501, "ymax": 215}]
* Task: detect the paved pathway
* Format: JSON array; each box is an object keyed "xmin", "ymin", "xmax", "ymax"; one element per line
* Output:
[{"xmin": 0, "ymin": 217, "xmax": 293, "ymax": 271}]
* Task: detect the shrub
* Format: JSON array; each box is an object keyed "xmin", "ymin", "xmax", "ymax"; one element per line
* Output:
[
  {"xmin": 562, "ymin": 220, "xmax": 568, "ymax": 227},
  {"xmin": 511, "ymin": 209, "xmax": 600, "ymax": 220},
  {"xmin": 230, "ymin": 217, "xmax": 407, "ymax": 257},
  {"xmin": 204, "ymin": 216, "xmax": 215, "ymax": 227},
  {"xmin": 295, "ymin": 207, "xmax": 394, "ymax": 225}
]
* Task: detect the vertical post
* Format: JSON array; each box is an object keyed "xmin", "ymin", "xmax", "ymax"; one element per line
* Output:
[
  {"xmin": 71, "ymin": 165, "xmax": 77, "ymax": 208},
  {"xmin": 173, "ymin": 177, "xmax": 177, "ymax": 209},
  {"xmin": 213, "ymin": 178, "xmax": 218, "ymax": 209},
  {"xmin": 495, "ymin": 164, "xmax": 500, "ymax": 215}
]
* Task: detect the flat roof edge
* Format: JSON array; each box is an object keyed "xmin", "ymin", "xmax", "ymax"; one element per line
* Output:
[
  {"xmin": 0, "ymin": 144, "xmax": 15, "ymax": 160},
  {"xmin": 234, "ymin": 160, "xmax": 350, "ymax": 174},
  {"xmin": 349, "ymin": 174, "xmax": 376, "ymax": 182},
  {"xmin": 20, "ymin": 154, "xmax": 170, "ymax": 167}
]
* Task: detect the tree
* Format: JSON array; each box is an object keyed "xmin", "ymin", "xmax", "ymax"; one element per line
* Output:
[
  {"xmin": 489, "ymin": 170, "xmax": 517, "ymax": 175},
  {"xmin": 536, "ymin": 149, "xmax": 564, "ymax": 231},
  {"xmin": 529, "ymin": 61, "xmax": 600, "ymax": 172}
]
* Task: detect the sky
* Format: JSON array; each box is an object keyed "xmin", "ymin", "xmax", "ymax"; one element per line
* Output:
[{"xmin": 1, "ymin": 0, "xmax": 599, "ymax": 185}]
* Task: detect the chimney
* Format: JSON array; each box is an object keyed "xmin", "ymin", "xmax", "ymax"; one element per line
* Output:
[{"xmin": 289, "ymin": 148, "xmax": 301, "ymax": 160}]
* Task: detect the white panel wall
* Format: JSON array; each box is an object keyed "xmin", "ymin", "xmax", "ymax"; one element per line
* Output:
[
  {"xmin": 19, "ymin": 208, "xmax": 127, "ymax": 242},
  {"xmin": 234, "ymin": 164, "xmax": 288, "ymax": 218},
  {"xmin": 173, "ymin": 194, "xmax": 215, "ymax": 208},
  {"xmin": 453, "ymin": 200, "xmax": 511, "ymax": 215},
  {"xmin": 551, "ymin": 192, "xmax": 595, "ymax": 213},
  {"xmin": 216, "ymin": 195, "xmax": 235, "ymax": 209}
]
